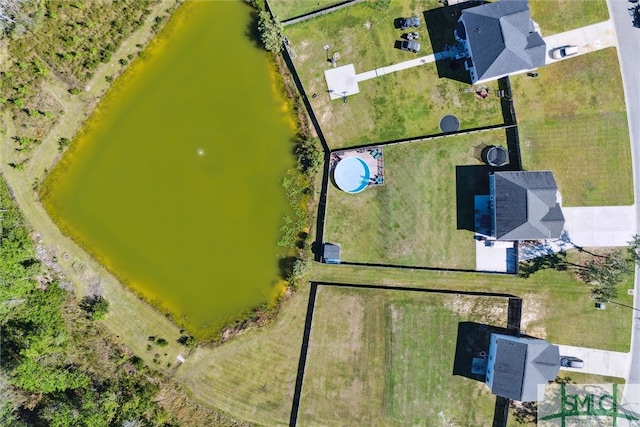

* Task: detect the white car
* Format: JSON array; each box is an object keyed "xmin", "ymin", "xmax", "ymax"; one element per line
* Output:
[{"xmin": 551, "ymin": 45, "xmax": 579, "ymax": 59}]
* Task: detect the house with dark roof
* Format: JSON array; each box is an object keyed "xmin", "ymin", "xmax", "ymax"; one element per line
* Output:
[
  {"xmin": 490, "ymin": 171, "xmax": 564, "ymax": 240},
  {"xmin": 485, "ymin": 333, "xmax": 560, "ymax": 401},
  {"xmin": 454, "ymin": 0, "xmax": 546, "ymax": 84}
]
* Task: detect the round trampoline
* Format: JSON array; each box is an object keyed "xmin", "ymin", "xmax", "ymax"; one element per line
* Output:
[
  {"xmin": 439, "ymin": 114, "xmax": 460, "ymax": 133},
  {"xmin": 334, "ymin": 157, "xmax": 370, "ymax": 194}
]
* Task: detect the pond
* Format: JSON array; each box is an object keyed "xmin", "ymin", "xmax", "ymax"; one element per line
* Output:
[{"xmin": 42, "ymin": 1, "xmax": 296, "ymax": 338}]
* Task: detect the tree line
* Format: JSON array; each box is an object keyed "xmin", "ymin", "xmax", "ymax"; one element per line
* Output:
[{"xmin": 0, "ymin": 178, "xmax": 175, "ymax": 426}]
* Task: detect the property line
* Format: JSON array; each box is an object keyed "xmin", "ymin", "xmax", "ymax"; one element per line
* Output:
[
  {"xmin": 330, "ymin": 123, "xmax": 517, "ymax": 153},
  {"xmin": 276, "ymin": 10, "xmax": 332, "ymax": 261},
  {"xmin": 288, "ymin": 283, "xmax": 319, "ymax": 427},
  {"xmin": 279, "ymin": 0, "xmax": 365, "ymax": 27},
  {"xmin": 315, "ymin": 281, "xmax": 521, "ymax": 299},
  {"xmin": 339, "ymin": 260, "xmax": 516, "ymax": 275}
]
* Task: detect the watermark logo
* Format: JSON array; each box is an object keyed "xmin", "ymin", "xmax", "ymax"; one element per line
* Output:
[{"xmin": 538, "ymin": 383, "xmax": 640, "ymax": 426}]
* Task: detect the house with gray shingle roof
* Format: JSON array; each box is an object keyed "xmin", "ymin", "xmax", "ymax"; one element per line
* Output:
[
  {"xmin": 490, "ymin": 171, "xmax": 564, "ymax": 240},
  {"xmin": 485, "ymin": 333, "xmax": 560, "ymax": 402},
  {"xmin": 454, "ymin": 0, "xmax": 546, "ymax": 84}
]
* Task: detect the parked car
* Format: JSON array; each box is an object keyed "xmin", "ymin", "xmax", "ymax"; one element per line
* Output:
[
  {"xmin": 400, "ymin": 16, "xmax": 420, "ymax": 30},
  {"xmin": 551, "ymin": 45, "xmax": 579, "ymax": 59},
  {"xmin": 560, "ymin": 356, "xmax": 584, "ymax": 368},
  {"xmin": 400, "ymin": 40, "xmax": 421, "ymax": 53}
]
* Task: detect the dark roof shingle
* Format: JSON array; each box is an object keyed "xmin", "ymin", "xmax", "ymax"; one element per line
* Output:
[
  {"xmin": 461, "ymin": 0, "xmax": 545, "ymax": 82},
  {"xmin": 493, "ymin": 171, "xmax": 564, "ymax": 240}
]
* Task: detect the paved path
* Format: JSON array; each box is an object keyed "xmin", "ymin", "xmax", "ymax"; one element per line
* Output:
[
  {"xmin": 356, "ymin": 54, "xmax": 435, "ymax": 82},
  {"xmin": 562, "ymin": 205, "xmax": 637, "ymax": 247},
  {"xmin": 556, "ymin": 345, "xmax": 630, "ymax": 378},
  {"xmin": 607, "ymin": 0, "xmax": 640, "ymax": 403},
  {"xmin": 543, "ymin": 20, "xmax": 616, "ymax": 65}
]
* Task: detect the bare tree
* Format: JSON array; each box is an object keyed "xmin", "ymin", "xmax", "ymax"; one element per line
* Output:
[{"xmin": 0, "ymin": 0, "xmax": 35, "ymax": 36}]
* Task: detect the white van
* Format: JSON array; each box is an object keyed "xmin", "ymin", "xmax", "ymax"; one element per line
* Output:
[{"xmin": 552, "ymin": 45, "xmax": 579, "ymax": 59}]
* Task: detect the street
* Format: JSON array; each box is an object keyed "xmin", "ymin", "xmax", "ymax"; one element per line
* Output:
[{"xmin": 607, "ymin": 0, "xmax": 640, "ymax": 412}]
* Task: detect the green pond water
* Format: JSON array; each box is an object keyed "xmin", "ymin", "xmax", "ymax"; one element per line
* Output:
[{"xmin": 43, "ymin": 1, "xmax": 296, "ymax": 337}]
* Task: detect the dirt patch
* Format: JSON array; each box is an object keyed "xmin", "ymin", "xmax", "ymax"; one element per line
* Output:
[
  {"xmin": 520, "ymin": 293, "xmax": 546, "ymax": 337},
  {"xmin": 389, "ymin": 303, "xmax": 399, "ymax": 333}
]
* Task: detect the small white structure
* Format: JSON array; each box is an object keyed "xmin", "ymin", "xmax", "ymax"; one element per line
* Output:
[{"xmin": 324, "ymin": 64, "xmax": 360, "ymax": 100}]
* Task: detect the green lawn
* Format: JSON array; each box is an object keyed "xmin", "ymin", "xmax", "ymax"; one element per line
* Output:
[
  {"xmin": 512, "ymin": 48, "xmax": 632, "ymax": 206},
  {"xmin": 284, "ymin": 1, "xmax": 503, "ymax": 148},
  {"xmin": 530, "ymin": 0, "xmax": 609, "ymax": 35},
  {"xmin": 270, "ymin": 0, "xmax": 346, "ymax": 21},
  {"xmin": 298, "ymin": 286, "xmax": 499, "ymax": 426},
  {"xmin": 324, "ymin": 130, "xmax": 507, "ymax": 269}
]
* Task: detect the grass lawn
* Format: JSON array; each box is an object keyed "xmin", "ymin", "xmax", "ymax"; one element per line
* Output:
[
  {"xmin": 298, "ymin": 286, "xmax": 500, "ymax": 426},
  {"xmin": 512, "ymin": 48, "xmax": 632, "ymax": 206},
  {"xmin": 270, "ymin": 0, "xmax": 346, "ymax": 21},
  {"xmin": 284, "ymin": 1, "xmax": 503, "ymax": 148},
  {"xmin": 173, "ymin": 286, "xmax": 309, "ymax": 426},
  {"xmin": 324, "ymin": 130, "xmax": 507, "ymax": 269},
  {"xmin": 530, "ymin": 0, "xmax": 609, "ymax": 35}
]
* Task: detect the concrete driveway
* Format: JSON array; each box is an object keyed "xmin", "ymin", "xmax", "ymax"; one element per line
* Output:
[
  {"xmin": 562, "ymin": 205, "xmax": 637, "ymax": 247},
  {"xmin": 543, "ymin": 20, "xmax": 616, "ymax": 65},
  {"xmin": 556, "ymin": 344, "xmax": 630, "ymax": 378}
]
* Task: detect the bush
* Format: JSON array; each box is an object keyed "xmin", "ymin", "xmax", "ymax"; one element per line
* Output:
[
  {"xmin": 257, "ymin": 11, "xmax": 283, "ymax": 53},
  {"xmin": 79, "ymin": 295, "xmax": 109, "ymax": 320}
]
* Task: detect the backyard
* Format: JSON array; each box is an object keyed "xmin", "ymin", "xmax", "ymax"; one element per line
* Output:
[
  {"xmin": 512, "ymin": 48, "xmax": 632, "ymax": 206},
  {"xmin": 283, "ymin": 1, "xmax": 504, "ymax": 148},
  {"xmin": 323, "ymin": 130, "xmax": 508, "ymax": 269},
  {"xmin": 297, "ymin": 286, "xmax": 501, "ymax": 426}
]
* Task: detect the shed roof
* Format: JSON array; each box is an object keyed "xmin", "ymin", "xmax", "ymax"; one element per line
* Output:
[{"xmin": 323, "ymin": 243, "xmax": 341, "ymax": 260}]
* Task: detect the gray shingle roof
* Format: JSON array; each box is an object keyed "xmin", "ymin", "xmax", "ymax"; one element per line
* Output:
[
  {"xmin": 490, "ymin": 335, "xmax": 560, "ymax": 401},
  {"xmin": 521, "ymin": 340, "xmax": 560, "ymax": 401},
  {"xmin": 461, "ymin": 0, "xmax": 545, "ymax": 82},
  {"xmin": 493, "ymin": 171, "xmax": 564, "ymax": 240},
  {"xmin": 323, "ymin": 243, "xmax": 341, "ymax": 261},
  {"xmin": 491, "ymin": 338, "xmax": 527, "ymax": 399}
]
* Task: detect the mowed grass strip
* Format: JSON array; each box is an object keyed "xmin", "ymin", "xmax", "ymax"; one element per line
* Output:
[
  {"xmin": 309, "ymin": 261, "xmax": 633, "ymax": 352},
  {"xmin": 299, "ymin": 286, "xmax": 500, "ymax": 425},
  {"xmin": 270, "ymin": 0, "xmax": 347, "ymax": 21},
  {"xmin": 284, "ymin": 1, "xmax": 503, "ymax": 148},
  {"xmin": 324, "ymin": 130, "xmax": 505, "ymax": 269},
  {"xmin": 297, "ymin": 287, "xmax": 387, "ymax": 426},
  {"xmin": 529, "ymin": 0, "xmax": 609, "ymax": 35},
  {"xmin": 512, "ymin": 48, "xmax": 632, "ymax": 206}
]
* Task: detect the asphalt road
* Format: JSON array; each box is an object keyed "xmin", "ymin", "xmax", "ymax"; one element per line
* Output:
[{"xmin": 607, "ymin": 0, "xmax": 640, "ymax": 406}]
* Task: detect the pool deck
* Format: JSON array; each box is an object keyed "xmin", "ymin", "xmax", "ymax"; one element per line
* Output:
[{"xmin": 330, "ymin": 147, "xmax": 385, "ymax": 189}]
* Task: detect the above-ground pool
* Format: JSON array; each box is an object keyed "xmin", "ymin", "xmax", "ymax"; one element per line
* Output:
[{"xmin": 334, "ymin": 157, "xmax": 370, "ymax": 193}]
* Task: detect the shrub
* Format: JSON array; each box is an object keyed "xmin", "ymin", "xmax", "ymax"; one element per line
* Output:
[
  {"xmin": 257, "ymin": 11, "xmax": 283, "ymax": 53},
  {"xmin": 79, "ymin": 295, "xmax": 109, "ymax": 320}
]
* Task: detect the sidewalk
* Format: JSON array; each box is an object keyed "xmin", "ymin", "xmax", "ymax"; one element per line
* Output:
[{"xmin": 356, "ymin": 54, "xmax": 435, "ymax": 82}]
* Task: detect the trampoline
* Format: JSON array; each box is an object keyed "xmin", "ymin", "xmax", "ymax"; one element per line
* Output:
[
  {"xmin": 439, "ymin": 114, "xmax": 460, "ymax": 133},
  {"xmin": 334, "ymin": 157, "xmax": 370, "ymax": 193}
]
